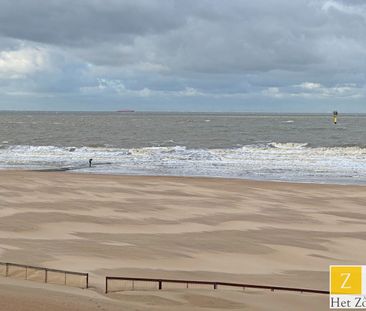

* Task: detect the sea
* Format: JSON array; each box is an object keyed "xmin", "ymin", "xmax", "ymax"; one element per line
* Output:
[{"xmin": 1, "ymin": 111, "xmax": 366, "ymax": 184}]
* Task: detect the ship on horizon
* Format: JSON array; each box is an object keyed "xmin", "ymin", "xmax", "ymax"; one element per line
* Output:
[{"xmin": 116, "ymin": 109, "xmax": 135, "ymax": 112}]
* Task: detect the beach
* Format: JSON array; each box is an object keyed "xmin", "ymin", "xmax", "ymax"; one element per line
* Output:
[
  {"xmin": 1, "ymin": 0, "xmax": 366, "ymax": 307},
  {"xmin": 1, "ymin": 170, "xmax": 365, "ymax": 309}
]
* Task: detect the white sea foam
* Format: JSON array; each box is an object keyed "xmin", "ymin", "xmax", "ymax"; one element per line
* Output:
[
  {"xmin": 268, "ymin": 142, "xmax": 309, "ymax": 149},
  {"xmin": 1, "ymin": 144, "xmax": 366, "ymax": 184}
]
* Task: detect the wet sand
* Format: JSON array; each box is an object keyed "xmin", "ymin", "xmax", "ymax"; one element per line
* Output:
[{"xmin": 1, "ymin": 170, "xmax": 365, "ymax": 309}]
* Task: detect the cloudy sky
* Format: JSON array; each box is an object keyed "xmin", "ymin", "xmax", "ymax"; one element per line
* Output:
[{"xmin": 0, "ymin": 0, "xmax": 365, "ymax": 112}]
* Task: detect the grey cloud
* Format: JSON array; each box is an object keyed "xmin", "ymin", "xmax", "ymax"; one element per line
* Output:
[
  {"xmin": 0, "ymin": 0, "xmax": 188, "ymax": 46},
  {"xmin": 1, "ymin": 0, "xmax": 365, "ymax": 74},
  {"xmin": 0, "ymin": 0, "xmax": 366, "ymax": 111}
]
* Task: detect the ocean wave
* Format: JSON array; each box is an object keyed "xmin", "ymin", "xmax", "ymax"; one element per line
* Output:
[
  {"xmin": 268, "ymin": 142, "xmax": 309, "ymax": 149},
  {"xmin": 1, "ymin": 143, "xmax": 366, "ymax": 184},
  {"xmin": 3, "ymin": 142, "xmax": 366, "ymax": 155}
]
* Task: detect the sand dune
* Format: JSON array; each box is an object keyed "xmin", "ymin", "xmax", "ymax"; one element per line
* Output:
[{"xmin": 1, "ymin": 170, "xmax": 365, "ymax": 309}]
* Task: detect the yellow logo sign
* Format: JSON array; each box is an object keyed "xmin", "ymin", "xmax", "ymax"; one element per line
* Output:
[{"xmin": 330, "ymin": 266, "xmax": 362, "ymax": 295}]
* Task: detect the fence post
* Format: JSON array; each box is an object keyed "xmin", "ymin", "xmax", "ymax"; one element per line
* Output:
[
  {"xmin": 64, "ymin": 272, "xmax": 67, "ymax": 285},
  {"xmin": 86, "ymin": 273, "xmax": 89, "ymax": 289},
  {"xmin": 105, "ymin": 277, "xmax": 108, "ymax": 294},
  {"xmin": 214, "ymin": 283, "xmax": 217, "ymax": 290},
  {"xmin": 45, "ymin": 269, "xmax": 48, "ymax": 284},
  {"xmin": 158, "ymin": 280, "xmax": 162, "ymax": 290}
]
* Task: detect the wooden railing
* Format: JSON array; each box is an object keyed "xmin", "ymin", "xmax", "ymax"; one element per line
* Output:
[
  {"xmin": 0, "ymin": 261, "xmax": 89, "ymax": 289},
  {"xmin": 105, "ymin": 276, "xmax": 329, "ymax": 294},
  {"xmin": 0, "ymin": 261, "xmax": 330, "ymax": 295}
]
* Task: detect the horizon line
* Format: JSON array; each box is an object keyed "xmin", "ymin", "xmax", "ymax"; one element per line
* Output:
[{"xmin": 0, "ymin": 109, "xmax": 365, "ymax": 115}]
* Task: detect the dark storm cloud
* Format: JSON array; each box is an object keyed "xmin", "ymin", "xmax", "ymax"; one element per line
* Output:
[
  {"xmin": 1, "ymin": 0, "xmax": 365, "ymax": 72},
  {"xmin": 0, "ymin": 0, "xmax": 366, "ymax": 111},
  {"xmin": 0, "ymin": 0, "xmax": 189, "ymax": 45}
]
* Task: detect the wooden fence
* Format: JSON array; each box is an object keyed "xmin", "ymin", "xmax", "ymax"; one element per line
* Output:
[
  {"xmin": 0, "ymin": 261, "xmax": 330, "ymax": 295},
  {"xmin": 0, "ymin": 261, "xmax": 89, "ymax": 289},
  {"xmin": 105, "ymin": 276, "xmax": 329, "ymax": 295}
]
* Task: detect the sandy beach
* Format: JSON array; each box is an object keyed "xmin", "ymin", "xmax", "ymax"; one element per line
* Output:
[{"xmin": 1, "ymin": 170, "xmax": 365, "ymax": 309}]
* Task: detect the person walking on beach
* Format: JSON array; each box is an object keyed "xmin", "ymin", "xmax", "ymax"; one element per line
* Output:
[{"xmin": 89, "ymin": 159, "xmax": 93, "ymax": 167}]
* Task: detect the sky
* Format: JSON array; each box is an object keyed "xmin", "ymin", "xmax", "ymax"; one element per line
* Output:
[{"xmin": 0, "ymin": 0, "xmax": 366, "ymax": 112}]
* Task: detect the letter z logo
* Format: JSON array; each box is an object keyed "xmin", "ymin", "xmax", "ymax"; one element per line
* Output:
[
  {"xmin": 341, "ymin": 273, "xmax": 351, "ymax": 289},
  {"xmin": 330, "ymin": 266, "xmax": 362, "ymax": 295}
]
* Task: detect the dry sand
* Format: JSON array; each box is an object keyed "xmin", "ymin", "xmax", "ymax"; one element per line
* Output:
[{"xmin": 1, "ymin": 170, "xmax": 365, "ymax": 310}]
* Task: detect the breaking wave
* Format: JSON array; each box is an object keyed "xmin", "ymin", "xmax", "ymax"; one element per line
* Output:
[{"xmin": 1, "ymin": 143, "xmax": 366, "ymax": 184}]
